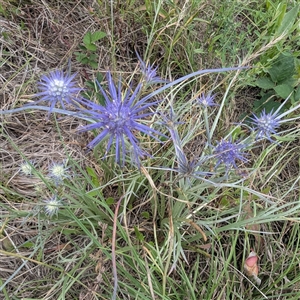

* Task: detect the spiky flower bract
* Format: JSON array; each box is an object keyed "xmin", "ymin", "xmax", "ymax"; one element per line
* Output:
[
  {"xmin": 196, "ymin": 92, "xmax": 218, "ymax": 108},
  {"xmin": 250, "ymin": 109, "xmax": 280, "ymax": 142},
  {"xmin": 161, "ymin": 108, "xmax": 211, "ymax": 179},
  {"xmin": 136, "ymin": 51, "xmax": 168, "ymax": 85},
  {"xmin": 49, "ymin": 162, "xmax": 69, "ymax": 184},
  {"xmin": 33, "ymin": 70, "xmax": 81, "ymax": 117},
  {"xmin": 163, "ymin": 109, "xmax": 191, "ymax": 175},
  {"xmin": 79, "ymin": 71, "xmax": 164, "ymax": 166},
  {"xmin": 214, "ymin": 138, "xmax": 247, "ymax": 171},
  {"xmin": 44, "ymin": 195, "xmax": 62, "ymax": 217}
]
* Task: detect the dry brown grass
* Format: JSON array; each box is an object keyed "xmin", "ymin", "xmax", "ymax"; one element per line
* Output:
[{"xmin": 0, "ymin": 1, "xmax": 117, "ymax": 298}]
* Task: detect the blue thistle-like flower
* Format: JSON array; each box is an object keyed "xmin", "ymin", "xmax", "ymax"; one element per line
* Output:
[
  {"xmin": 78, "ymin": 71, "xmax": 164, "ymax": 166},
  {"xmin": 32, "ymin": 70, "xmax": 82, "ymax": 117},
  {"xmin": 214, "ymin": 138, "xmax": 247, "ymax": 171},
  {"xmin": 250, "ymin": 109, "xmax": 280, "ymax": 142},
  {"xmin": 44, "ymin": 195, "xmax": 62, "ymax": 217},
  {"xmin": 136, "ymin": 51, "xmax": 168, "ymax": 85},
  {"xmin": 196, "ymin": 92, "xmax": 218, "ymax": 108}
]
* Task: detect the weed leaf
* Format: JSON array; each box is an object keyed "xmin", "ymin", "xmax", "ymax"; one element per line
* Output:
[{"xmin": 276, "ymin": 5, "xmax": 299, "ymax": 36}]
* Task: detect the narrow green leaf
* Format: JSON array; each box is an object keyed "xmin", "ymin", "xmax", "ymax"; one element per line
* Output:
[
  {"xmin": 276, "ymin": 5, "xmax": 299, "ymax": 36},
  {"xmin": 294, "ymin": 85, "xmax": 300, "ymax": 102},
  {"xmin": 134, "ymin": 226, "xmax": 144, "ymax": 242},
  {"xmin": 22, "ymin": 241, "xmax": 35, "ymax": 248},
  {"xmin": 274, "ymin": 3, "xmax": 286, "ymax": 33},
  {"xmin": 295, "ymin": 58, "xmax": 300, "ymax": 78},
  {"xmin": 86, "ymin": 166, "xmax": 100, "ymax": 187},
  {"xmin": 194, "ymin": 48, "xmax": 205, "ymax": 54}
]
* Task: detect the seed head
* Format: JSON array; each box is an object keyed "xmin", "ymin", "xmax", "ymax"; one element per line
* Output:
[
  {"xmin": 20, "ymin": 161, "xmax": 35, "ymax": 176},
  {"xmin": 49, "ymin": 162, "xmax": 69, "ymax": 184},
  {"xmin": 44, "ymin": 196, "xmax": 62, "ymax": 217}
]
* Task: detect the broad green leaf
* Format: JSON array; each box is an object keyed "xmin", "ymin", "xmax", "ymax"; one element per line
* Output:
[
  {"xmin": 273, "ymin": 83, "xmax": 294, "ymax": 99},
  {"xmin": 141, "ymin": 211, "xmax": 150, "ymax": 219},
  {"xmin": 89, "ymin": 60, "xmax": 98, "ymax": 69},
  {"xmin": 106, "ymin": 197, "xmax": 115, "ymax": 205},
  {"xmin": 263, "ymin": 100, "xmax": 281, "ymax": 113},
  {"xmin": 253, "ymin": 90, "xmax": 275, "ymax": 109},
  {"xmin": 75, "ymin": 52, "xmax": 87, "ymax": 62},
  {"xmin": 81, "ymin": 57, "xmax": 89, "ymax": 64},
  {"xmin": 254, "ymin": 96, "xmax": 281, "ymax": 114},
  {"xmin": 89, "ymin": 53, "xmax": 97, "ymax": 60},
  {"xmin": 91, "ymin": 31, "xmax": 107, "ymax": 42},
  {"xmin": 85, "ymin": 43, "xmax": 97, "ymax": 51},
  {"xmin": 268, "ymin": 54, "xmax": 295, "ymax": 83},
  {"xmin": 83, "ymin": 32, "xmax": 92, "ymax": 45},
  {"xmin": 255, "ymin": 77, "xmax": 275, "ymax": 89}
]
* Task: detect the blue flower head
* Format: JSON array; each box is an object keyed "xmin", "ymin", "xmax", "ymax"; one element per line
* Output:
[
  {"xmin": 79, "ymin": 71, "xmax": 164, "ymax": 166},
  {"xmin": 196, "ymin": 92, "xmax": 218, "ymax": 108},
  {"xmin": 136, "ymin": 51, "xmax": 168, "ymax": 85},
  {"xmin": 250, "ymin": 109, "xmax": 280, "ymax": 142},
  {"xmin": 33, "ymin": 70, "xmax": 82, "ymax": 117},
  {"xmin": 214, "ymin": 138, "xmax": 247, "ymax": 171}
]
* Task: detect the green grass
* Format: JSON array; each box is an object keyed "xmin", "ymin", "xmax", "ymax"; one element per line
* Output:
[{"xmin": 1, "ymin": 0, "xmax": 300, "ymax": 299}]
